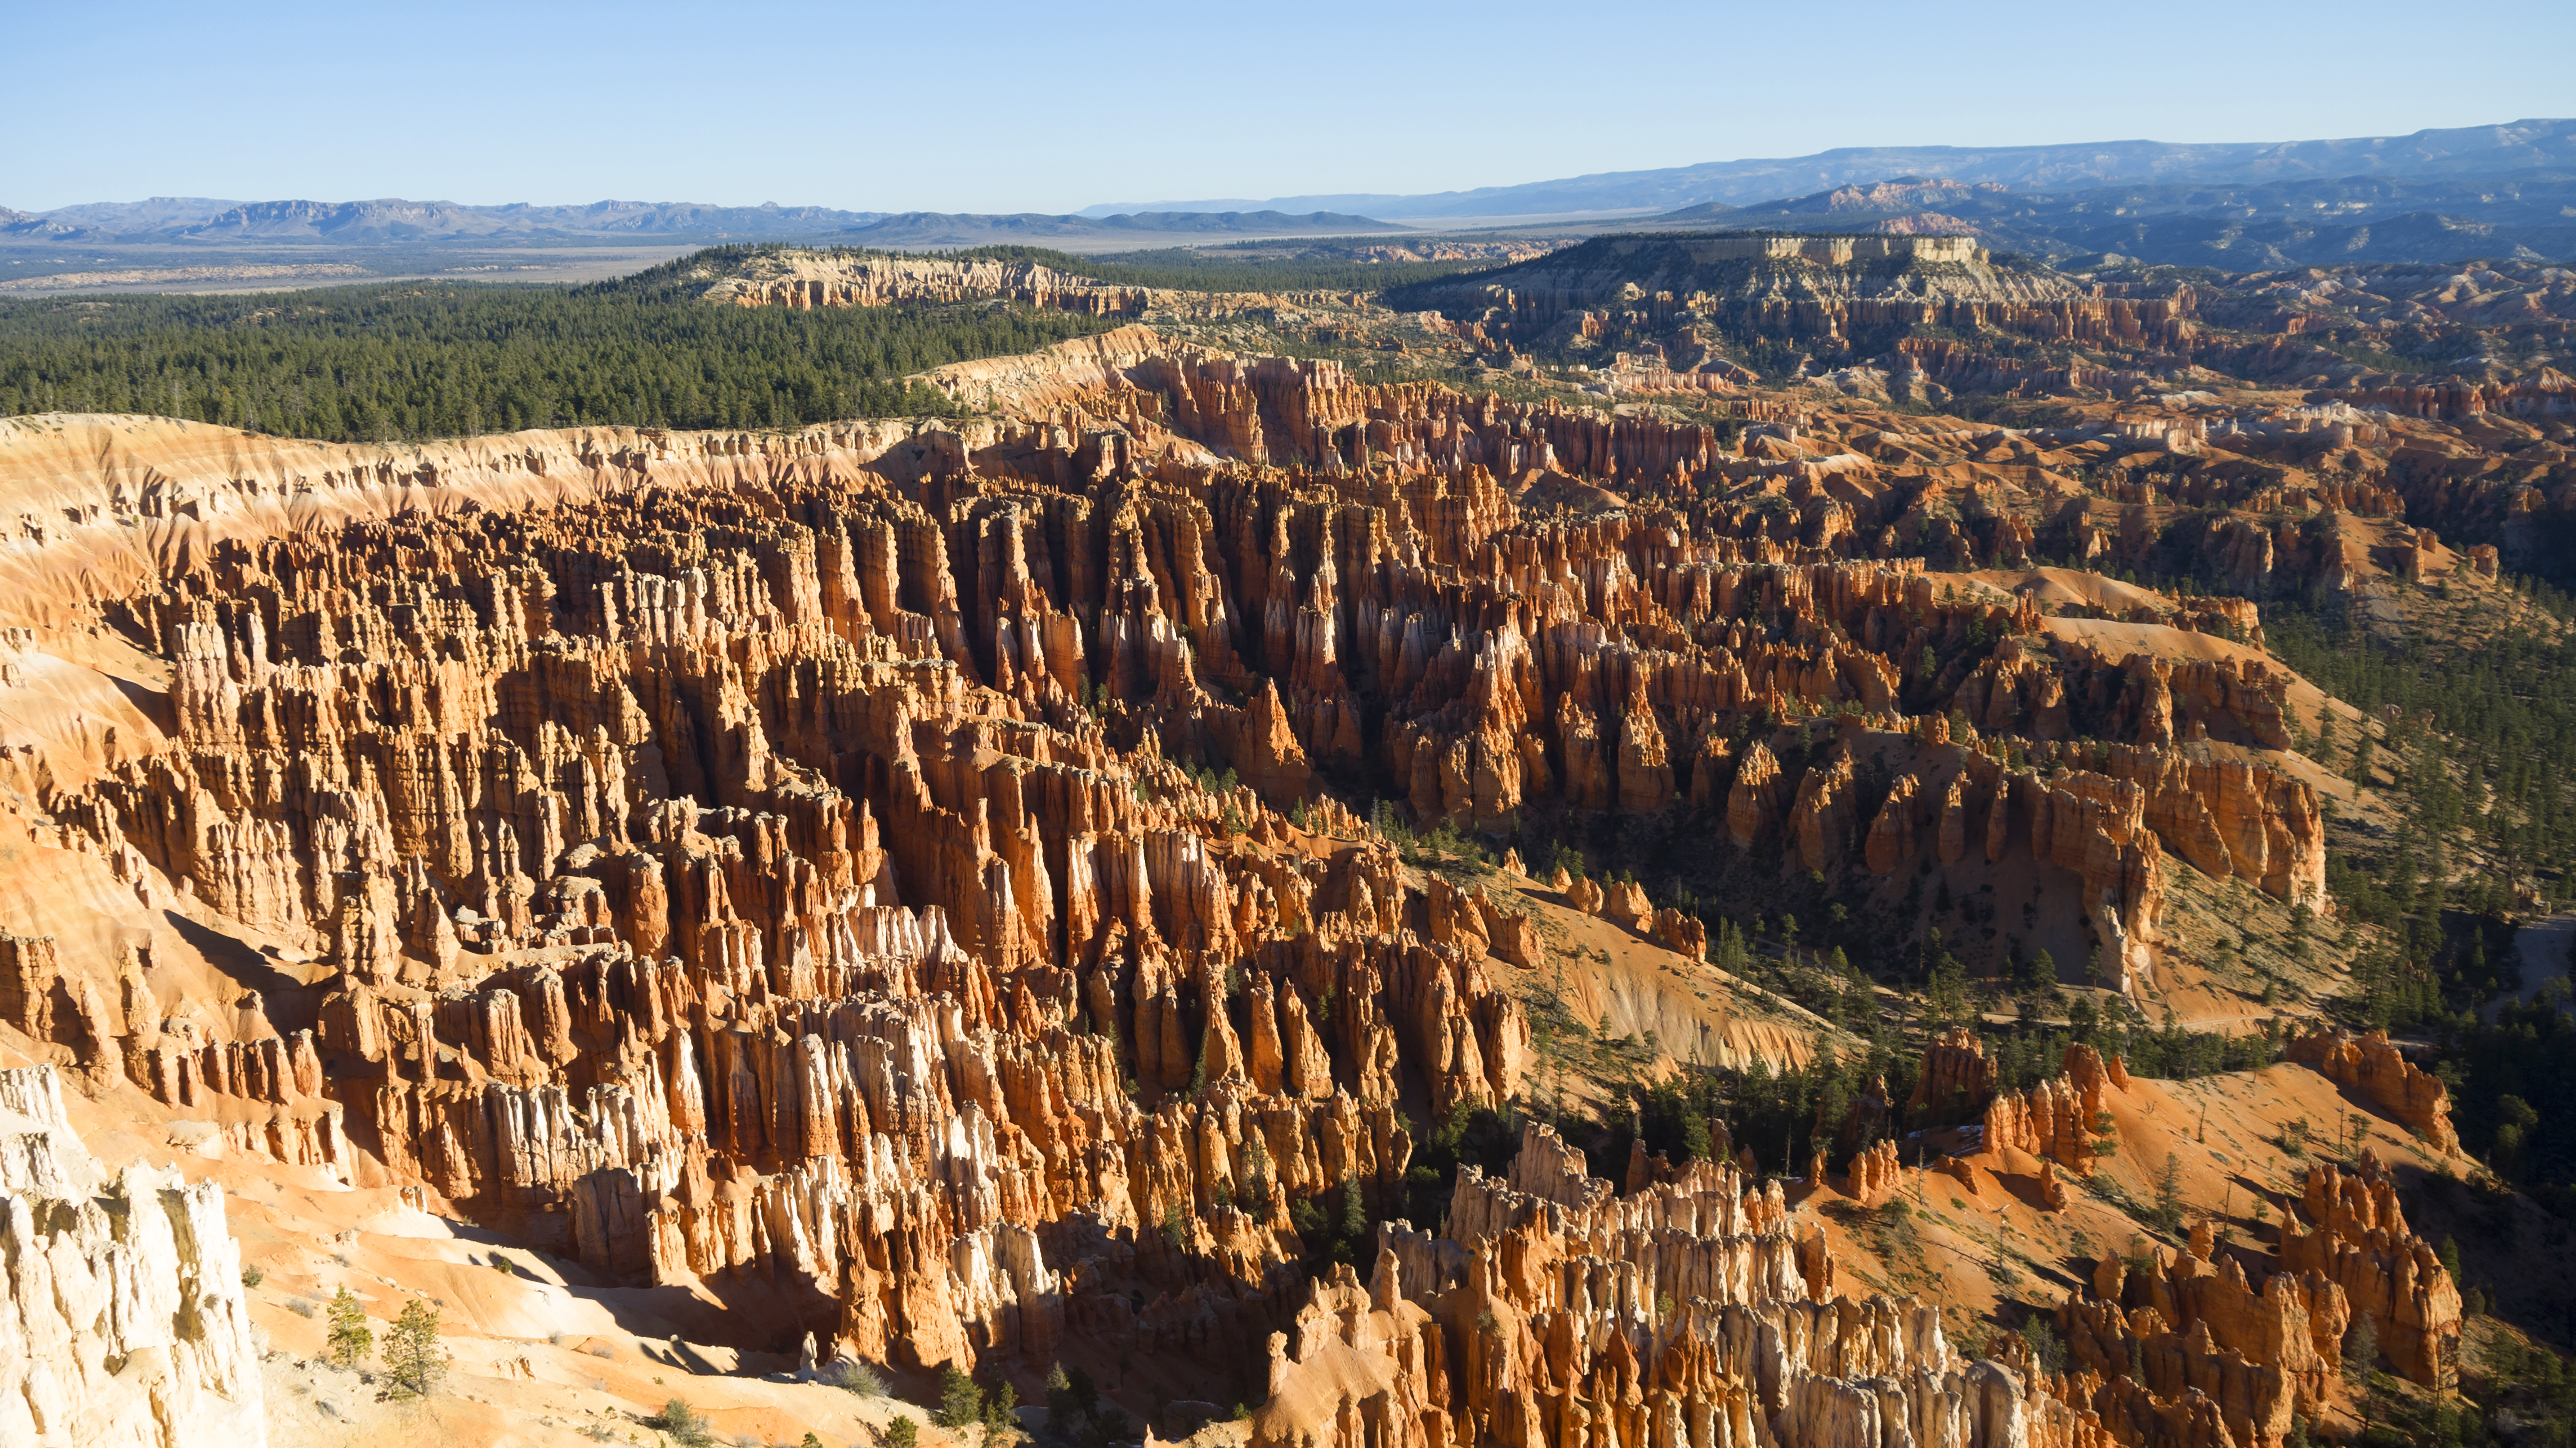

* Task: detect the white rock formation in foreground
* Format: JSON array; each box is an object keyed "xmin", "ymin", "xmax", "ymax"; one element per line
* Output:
[{"xmin": 0, "ymin": 1065, "xmax": 265, "ymax": 1446}]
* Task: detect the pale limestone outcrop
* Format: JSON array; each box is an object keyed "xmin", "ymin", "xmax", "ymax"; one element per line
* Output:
[
  {"xmin": 0, "ymin": 1065, "xmax": 266, "ymax": 1448},
  {"xmin": 701, "ymin": 252, "xmax": 1151, "ymax": 316}
]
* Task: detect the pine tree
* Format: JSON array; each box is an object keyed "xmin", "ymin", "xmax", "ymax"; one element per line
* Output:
[
  {"xmin": 1242, "ymin": 1132, "xmax": 1273, "ymax": 1214},
  {"xmin": 325, "ymin": 1285, "xmax": 372, "ymax": 1369},
  {"xmin": 656, "ymin": 1399, "xmax": 717, "ymax": 1448},
  {"xmin": 936, "ymin": 1365, "xmax": 985, "ymax": 1428},
  {"xmin": 982, "ymin": 1378, "xmax": 1022, "ymax": 1437},
  {"xmin": 382, "ymin": 1299, "xmax": 447, "ymax": 1399},
  {"xmin": 2344, "ymin": 1315, "xmax": 2378, "ymax": 1384}
]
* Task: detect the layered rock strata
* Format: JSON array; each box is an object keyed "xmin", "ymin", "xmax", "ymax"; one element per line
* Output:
[
  {"xmin": 1907, "ymin": 1028, "xmax": 1999, "ymax": 1119},
  {"xmin": 1981, "ymin": 1044, "xmax": 2125, "ymax": 1174},
  {"xmin": 2278, "ymin": 1154, "xmax": 2464, "ymax": 1387}
]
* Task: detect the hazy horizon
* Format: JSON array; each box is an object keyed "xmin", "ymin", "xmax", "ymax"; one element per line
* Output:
[{"xmin": 9, "ymin": 0, "xmax": 2573, "ymax": 216}]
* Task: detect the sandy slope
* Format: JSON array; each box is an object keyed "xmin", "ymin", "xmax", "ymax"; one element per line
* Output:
[{"xmin": 1797, "ymin": 1053, "xmax": 2500, "ymax": 1438}]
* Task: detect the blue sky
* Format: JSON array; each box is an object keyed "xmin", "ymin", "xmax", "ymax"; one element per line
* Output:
[{"xmin": 8, "ymin": 0, "xmax": 2571, "ymax": 214}]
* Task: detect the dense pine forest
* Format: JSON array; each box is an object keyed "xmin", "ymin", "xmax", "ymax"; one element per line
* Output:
[
  {"xmin": 0, "ymin": 279, "xmax": 1119, "ymax": 441},
  {"xmin": 2263, "ymin": 594, "xmax": 2576, "ymax": 1226},
  {"xmin": 0, "ymin": 240, "xmax": 1485, "ymax": 443}
]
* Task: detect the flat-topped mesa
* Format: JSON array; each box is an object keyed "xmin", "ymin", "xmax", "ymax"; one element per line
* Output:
[
  {"xmin": 2284, "ymin": 1027, "xmax": 2458, "ymax": 1154},
  {"xmin": 695, "ymin": 250, "xmax": 1151, "ymax": 315},
  {"xmin": 1385, "ymin": 229, "xmax": 2196, "ymax": 353},
  {"xmin": 1668, "ymin": 233, "xmax": 1989, "ymax": 266}
]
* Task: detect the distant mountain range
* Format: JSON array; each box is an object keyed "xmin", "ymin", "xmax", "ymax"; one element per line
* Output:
[
  {"xmin": 0, "ymin": 198, "xmax": 1398, "ymax": 250},
  {"xmin": 838, "ymin": 210, "xmax": 1396, "ymax": 246},
  {"xmin": 10, "ymin": 117, "xmax": 2571, "ymax": 278},
  {"xmin": 1082, "ymin": 118, "xmax": 2576, "ymax": 219},
  {"xmin": 1646, "ymin": 171, "xmax": 2576, "ymax": 267},
  {"xmin": 0, "ymin": 198, "xmax": 894, "ymax": 244}
]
